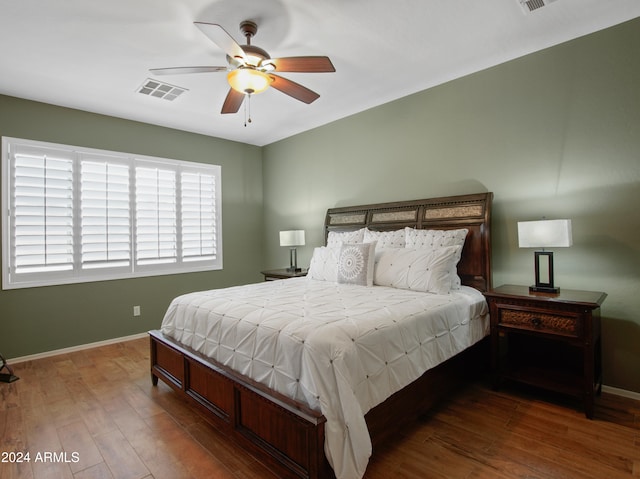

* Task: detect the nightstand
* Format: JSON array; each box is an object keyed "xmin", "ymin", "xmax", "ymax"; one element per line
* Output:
[
  {"xmin": 260, "ymin": 268, "xmax": 308, "ymax": 281},
  {"xmin": 484, "ymin": 284, "xmax": 607, "ymax": 418}
]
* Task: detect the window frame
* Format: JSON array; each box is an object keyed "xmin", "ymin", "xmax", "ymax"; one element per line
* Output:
[{"xmin": 2, "ymin": 137, "xmax": 223, "ymax": 290}]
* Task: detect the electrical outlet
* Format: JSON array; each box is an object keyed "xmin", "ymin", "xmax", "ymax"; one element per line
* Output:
[{"xmin": 133, "ymin": 305, "xmax": 141, "ymax": 317}]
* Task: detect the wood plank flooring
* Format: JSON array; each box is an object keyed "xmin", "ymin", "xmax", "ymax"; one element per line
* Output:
[{"xmin": 1, "ymin": 337, "xmax": 638, "ymax": 479}]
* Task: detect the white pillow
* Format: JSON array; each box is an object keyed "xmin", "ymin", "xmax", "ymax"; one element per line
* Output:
[
  {"xmin": 404, "ymin": 227, "xmax": 468, "ymax": 249},
  {"xmin": 307, "ymin": 246, "xmax": 340, "ymax": 282},
  {"xmin": 374, "ymin": 246, "xmax": 461, "ymax": 295},
  {"xmin": 404, "ymin": 227, "xmax": 468, "ymax": 289},
  {"xmin": 326, "ymin": 228, "xmax": 365, "ymax": 247},
  {"xmin": 337, "ymin": 242, "xmax": 376, "ymax": 287},
  {"xmin": 363, "ymin": 228, "xmax": 405, "ymax": 248}
]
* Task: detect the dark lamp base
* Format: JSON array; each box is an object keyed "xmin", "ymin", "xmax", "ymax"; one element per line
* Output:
[
  {"xmin": 286, "ymin": 267, "xmax": 302, "ymax": 273},
  {"xmin": 0, "ymin": 354, "xmax": 19, "ymax": 383},
  {"xmin": 0, "ymin": 373, "xmax": 19, "ymax": 383},
  {"xmin": 529, "ymin": 285, "xmax": 560, "ymax": 294}
]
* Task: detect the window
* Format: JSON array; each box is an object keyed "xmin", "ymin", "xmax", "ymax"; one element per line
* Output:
[{"xmin": 2, "ymin": 137, "xmax": 222, "ymax": 289}]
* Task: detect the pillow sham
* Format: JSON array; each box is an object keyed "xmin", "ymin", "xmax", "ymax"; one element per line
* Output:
[
  {"xmin": 363, "ymin": 228, "xmax": 405, "ymax": 248},
  {"xmin": 307, "ymin": 246, "xmax": 340, "ymax": 282},
  {"xmin": 326, "ymin": 228, "xmax": 365, "ymax": 247},
  {"xmin": 337, "ymin": 242, "xmax": 376, "ymax": 287},
  {"xmin": 404, "ymin": 227, "xmax": 468, "ymax": 249},
  {"xmin": 404, "ymin": 227, "xmax": 468, "ymax": 289},
  {"xmin": 374, "ymin": 246, "xmax": 461, "ymax": 295}
]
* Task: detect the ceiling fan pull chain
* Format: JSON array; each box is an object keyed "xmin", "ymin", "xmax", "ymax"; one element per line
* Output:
[
  {"xmin": 244, "ymin": 94, "xmax": 253, "ymax": 127},
  {"xmin": 243, "ymin": 94, "xmax": 248, "ymax": 126}
]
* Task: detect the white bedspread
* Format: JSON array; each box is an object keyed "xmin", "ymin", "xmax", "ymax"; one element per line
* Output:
[{"xmin": 160, "ymin": 277, "xmax": 489, "ymax": 479}]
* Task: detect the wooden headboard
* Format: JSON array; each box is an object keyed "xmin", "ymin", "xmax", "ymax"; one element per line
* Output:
[{"xmin": 324, "ymin": 192, "xmax": 493, "ymax": 292}]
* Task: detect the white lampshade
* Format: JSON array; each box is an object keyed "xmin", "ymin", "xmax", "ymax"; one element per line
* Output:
[
  {"xmin": 518, "ymin": 219, "xmax": 573, "ymax": 248},
  {"xmin": 279, "ymin": 230, "xmax": 305, "ymax": 247}
]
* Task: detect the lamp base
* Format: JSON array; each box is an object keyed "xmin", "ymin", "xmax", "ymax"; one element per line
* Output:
[
  {"xmin": 0, "ymin": 354, "xmax": 19, "ymax": 383},
  {"xmin": 286, "ymin": 247, "xmax": 300, "ymax": 274},
  {"xmin": 0, "ymin": 373, "xmax": 19, "ymax": 383},
  {"xmin": 529, "ymin": 285, "xmax": 560, "ymax": 294}
]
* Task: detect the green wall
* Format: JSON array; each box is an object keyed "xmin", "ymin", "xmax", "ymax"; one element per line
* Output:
[
  {"xmin": 0, "ymin": 95, "xmax": 264, "ymax": 358},
  {"xmin": 262, "ymin": 18, "xmax": 640, "ymax": 393}
]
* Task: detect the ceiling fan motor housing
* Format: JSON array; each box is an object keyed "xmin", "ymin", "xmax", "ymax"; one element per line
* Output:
[{"xmin": 227, "ymin": 44, "xmax": 272, "ymax": 70}]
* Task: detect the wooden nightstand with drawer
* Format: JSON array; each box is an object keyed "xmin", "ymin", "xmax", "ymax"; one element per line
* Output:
[{"xmin": 484, "ymin": 284, "xmax": 607, "ymax": 418}]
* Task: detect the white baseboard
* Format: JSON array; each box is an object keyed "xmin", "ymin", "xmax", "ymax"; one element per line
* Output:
[
  {"xmin": 8, "ymin": 332, "xmax": 148, "ymax": 364},
  {"xmin": 601, "ymin": 385, "xmax": 640, "ymax": 401}
]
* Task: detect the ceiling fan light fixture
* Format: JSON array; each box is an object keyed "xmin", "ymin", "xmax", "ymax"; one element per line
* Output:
[{"xmin": 227, "ymin": 68, "xmax": 272, "ymax": 95}]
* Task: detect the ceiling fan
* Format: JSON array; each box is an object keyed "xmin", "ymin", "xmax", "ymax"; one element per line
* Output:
[{"xmin": 150, "ymin": 20, "xmax": 335, "ymax": 116}]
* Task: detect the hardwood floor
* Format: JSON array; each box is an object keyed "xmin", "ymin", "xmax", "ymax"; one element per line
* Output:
[{"xmin": 1, "ymin": 337, "xmax": 638, "ymax": 479}]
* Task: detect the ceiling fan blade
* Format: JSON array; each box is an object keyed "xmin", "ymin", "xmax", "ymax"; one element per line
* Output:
[
  {"xmin": 269, "ymin": 74, "xmax": 320, "ymax": 104},
  {"xmin": 221, "ymin": 88, "xmax": 245, "ymax": 114},
  {"xmin": 270, "ymin": 56, "xmax": 335, "ymax": 73},
  {"xmin": 150, "ymin": 66, "xmax": 228, "ymax": 75},
  {"xmin": 195, "ymin": 22, "xmax": 246, "ymax": 61}
]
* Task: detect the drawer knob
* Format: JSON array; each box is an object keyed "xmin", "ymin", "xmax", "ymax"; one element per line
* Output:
[{"xmin": 531, "ymin": 317, "xmax": 542, "ymax": 327}]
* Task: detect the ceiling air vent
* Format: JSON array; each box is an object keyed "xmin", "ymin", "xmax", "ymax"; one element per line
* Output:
[
  {"xmin": 137, "ymin": 79, "xmax": 187, "ymax": 101},
  {"xmin": 518, "ymin": 0, "xmax": 558, "ymax": 13}
]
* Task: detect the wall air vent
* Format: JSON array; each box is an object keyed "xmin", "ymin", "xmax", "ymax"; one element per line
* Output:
[
  {"xmin": 518, "ymin": 0, "xmax": 558, "ymax": 13},
  {"xmin": 137, "ymin": 79, "xmax": 187, "ymax": 101}
]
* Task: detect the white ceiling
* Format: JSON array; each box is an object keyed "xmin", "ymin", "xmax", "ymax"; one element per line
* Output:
[{"xmin": 1, "ymin": 0, "xmax": 639, "ymax": 147}]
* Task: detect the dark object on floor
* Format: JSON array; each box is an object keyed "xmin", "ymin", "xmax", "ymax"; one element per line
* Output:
[{"xmin": 0, "ymin": 353, "xmax": 19, "ymax": 383}]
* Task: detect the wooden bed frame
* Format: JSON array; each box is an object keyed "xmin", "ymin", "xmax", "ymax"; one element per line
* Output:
[{"xmin": 149, "ymin": 192, "xmax": 493, "ymax": 479}]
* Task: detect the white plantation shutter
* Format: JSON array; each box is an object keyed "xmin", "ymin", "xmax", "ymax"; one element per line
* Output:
[
  {"xmin": 80, "ymin": 158, "xmax": 131, "ymax": 269},
  {"xmin": 181, "ymin": 171, "xmax": 217, "ymax": 261},
  {"xmin": 3, "ymin": 137, "xmax": 222, "ymax": 289},
  {"xmin": 135, "ymin": 166, "xmax": 177, "ymax": 266},
  {"xmin": 10, "ymin": 144, "xmax": 75, "ymax": 276}
]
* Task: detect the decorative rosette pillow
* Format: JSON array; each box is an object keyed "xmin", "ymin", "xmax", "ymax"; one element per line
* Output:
[{"xmin": 337, "ymin": 242, "xmax": 377, "ymax": 286}]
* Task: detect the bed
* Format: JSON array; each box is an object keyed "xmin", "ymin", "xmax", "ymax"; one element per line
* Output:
[{"xmin": 149, "ymin": 192, "xmax": 493, "ymax": 479}]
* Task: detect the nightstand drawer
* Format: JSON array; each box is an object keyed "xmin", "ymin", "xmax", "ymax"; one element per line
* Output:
[{"xmin": 498, "ymin": 308, "xmax": 580, "ymax": 338}]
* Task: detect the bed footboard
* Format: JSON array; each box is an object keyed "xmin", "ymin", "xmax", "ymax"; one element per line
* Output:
[
  {"xmin": 149, "ymin": 330, "xmax": 333, "ymax": 479},
  {"xmin": 150, "ymin": 330, "xmax": 488, "ymax": 479}
]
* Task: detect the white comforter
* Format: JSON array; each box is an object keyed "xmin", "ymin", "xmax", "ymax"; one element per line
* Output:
[{"xmin": 160, "ymin": 277, "xmax": 489, "ymax": 479}]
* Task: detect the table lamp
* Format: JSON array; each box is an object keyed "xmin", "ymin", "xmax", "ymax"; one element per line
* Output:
[
  {"xmin": 518, "ymin": 219, "xmax": 572, "ymax": 294},
  {"xmin": 279, "ymin": 230, "xmax": 305, "ymax": 272}
]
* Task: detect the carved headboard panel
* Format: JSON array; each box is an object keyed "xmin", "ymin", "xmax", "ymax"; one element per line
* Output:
[{"xmin": 324, "ymin": 192, "xmax": 493, "ymax": 292}]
